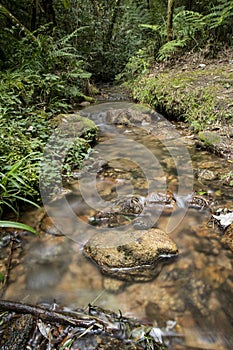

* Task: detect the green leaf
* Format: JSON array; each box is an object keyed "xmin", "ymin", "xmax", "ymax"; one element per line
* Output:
[
  {"xmin": 0, "ymin": 220, "xmax": 38, "ymax": 235},
  {"xmin": 197, "ymin": 190, "xmax": 207, "ymax": 195},
  {"xmin": 62, "ymin": 0, "xmax": 70, "ymax": 10},
  {"xmin": 13, "ymin": 195, "xmax": 41, "ymax": 209}
]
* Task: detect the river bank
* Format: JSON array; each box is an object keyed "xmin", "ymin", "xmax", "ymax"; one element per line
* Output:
[{"xmin": 129, "ymin": 49, "xmax": 233, "ymax": 159}]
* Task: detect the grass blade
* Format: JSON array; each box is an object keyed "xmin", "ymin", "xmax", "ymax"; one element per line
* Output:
[{"xmin": 0, "ymin": 220, "xmax": 38, "ymax": 235}]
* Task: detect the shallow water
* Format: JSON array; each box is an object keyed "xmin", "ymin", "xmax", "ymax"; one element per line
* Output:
[{"xmin": 4, "ymin": 102, "xmax": 233, "ymax": 349}]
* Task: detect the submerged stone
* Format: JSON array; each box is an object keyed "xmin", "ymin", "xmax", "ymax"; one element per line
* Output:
[
  {"xmin": 106, "ymin": 107, "xmax": 152, "ymax": 125},
  {"xmin": 83, "ymin": 228, "xmax": 178, "ymax": 282}
]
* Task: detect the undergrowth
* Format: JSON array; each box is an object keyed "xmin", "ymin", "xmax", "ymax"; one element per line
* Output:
[{"xmin": 0, "ymin": 30, "xmax": 94, "ymax": 218}]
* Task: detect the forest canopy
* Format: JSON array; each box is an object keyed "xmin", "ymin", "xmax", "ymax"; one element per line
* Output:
[{"xmin": 0, "ymin": 0, "xmax": 233, "ymax": 80}]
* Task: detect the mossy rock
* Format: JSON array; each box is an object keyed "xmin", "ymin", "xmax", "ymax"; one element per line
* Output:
[
  {"xmin": 198, "ymin": 131, "xmax": 222, "ymax": 148},
  {"xmin": 51, "ymin": 113, "xmax": 98, "ymax": 135},
  {"xmin": 50, "ymin": 113, "xmax": 98, "ymax": 151},
  {"xmin": 41, "ymin": 113, "xmax": 98, "ymax": 199}
]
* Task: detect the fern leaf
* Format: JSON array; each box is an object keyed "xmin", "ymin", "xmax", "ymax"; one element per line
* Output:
[{"xmin": 157, "ymin": 38, "xmax": 188, "ymax": 61}]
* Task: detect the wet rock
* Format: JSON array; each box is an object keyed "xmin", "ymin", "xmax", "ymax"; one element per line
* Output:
[
  {"xmin": 26, "ymin": 262, "xmax": 67, "ymax": 290},
  {"xmin": 103, "ymin": 277, "xmax": 126, "ymax": 293},
  {"xmin": 90, "ymin": 192, "xmax": 179, "ymax": 228},
  {"xmin": 90, "ymin": 195, "xmax": 145, "ymax": 227},
  {"xmin": 50, "ymin": 113, "xmax": 98, "ymax": 135},
  {"xmin": 24, "ymin": 237, "xmax": 70, "ymax": 290},
  {"xmin": 187, "ymin": 195, "xmax": 212, "ymax": 210},
  {"xmin": 40, "ymin": 214, "xmax": 80, "ymax": 236},
  {"xmin": 145, "ymin": 302, "xmax": 166, "ymax": 326},
  {"xmin": 40, "ymin": 216, "xmax": 64, "ymax": 236},
  {"xmin": 216, "ymin": 279, "xmax": 233, "ymax": 325},
  {"xmin": 198, "ymin": 168, "xmax": 218, "ymax": 181},
  {"xmin": 202, "ymin": 265, "xmax": 230, "ymax": 289},
  {"xmin": 198, "ymin": 131, "xmax": 222, "ymax": 148},
  {"xmin": 146, "ymin": 191, "xmax": 175, "ymax": 207},
  {"xmin": 221, "ymin": 223, "xmax": 233, "ymax": 251},
  {"xmin": 197, "ymin": 131, "xmax": 233, "ymax": 159},
  {"xmin": 79, "ymin": 101, "xmax": 91, "ymax": 107},
  {"xmin": 106, "ymin": 107, "xmax": 152, "ymax": 125},
  {"xmin": 83, "ymin": 228, "xmax": 178, "ymax": 282},
  {"xmin": 106, "ymin": 109, "xmax": 131, "ymax": 125}
]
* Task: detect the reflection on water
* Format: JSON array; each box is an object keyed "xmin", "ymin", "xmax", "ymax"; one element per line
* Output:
[{"xmin": 4, "ymin": 102, "xmax": 233, "ymax": 349}]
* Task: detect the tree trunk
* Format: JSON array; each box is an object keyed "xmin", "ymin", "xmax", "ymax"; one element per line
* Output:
[
  {"xmin": 30, "ymin": 0, "xmax": 38, "ymax": 31},
  {"xmin": 104, "ymin": 0, "xmax": 122, "ymax": 50},
  {"xmin": 41, "ymin": 0, "xmax": 57, "ymax": 26},
  {"xmin": 187, "ymin": 0, "xmax": 193, "ymax": 10},
  {"xmin": 167, "ymin": 0, "xmax": 175, "ymax": 42}
]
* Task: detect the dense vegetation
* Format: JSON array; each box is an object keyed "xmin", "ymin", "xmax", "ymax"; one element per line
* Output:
[{"xmin": 0, "ymin": 0, "xmax": 233, "ymax": 217}]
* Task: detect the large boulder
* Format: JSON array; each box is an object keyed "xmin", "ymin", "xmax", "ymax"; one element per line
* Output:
[{"xmin": 83, "ymin": 228, "xmax": 178, "ymax": 282}]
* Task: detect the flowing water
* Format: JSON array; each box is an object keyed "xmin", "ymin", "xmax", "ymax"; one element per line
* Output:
[{"xmin": 4, "ymin": 101, "xmax": 233, "ymax": 349}]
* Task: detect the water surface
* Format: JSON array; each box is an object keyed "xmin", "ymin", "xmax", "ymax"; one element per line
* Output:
[{"xmin": 4, "ymin": 102, "xmax": 233, "ymax": 349}]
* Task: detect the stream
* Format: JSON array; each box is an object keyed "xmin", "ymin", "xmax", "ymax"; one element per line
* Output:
[{"xmin": 3, "ymin": 100, "xmax": 233, "ymax": 349}]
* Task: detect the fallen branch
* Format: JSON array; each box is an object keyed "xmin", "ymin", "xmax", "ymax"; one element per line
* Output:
[{"xmin": 0, "ymin": 300, "xmax": 106, "ymax": 331}]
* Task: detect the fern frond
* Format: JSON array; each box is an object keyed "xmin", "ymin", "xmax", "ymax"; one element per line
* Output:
[
  {"xmin": 157, "ymin": 38, "xmax": 188, "ymax": 61},
  {"xmin": 58, "ymin": 26, "xmax": 90, "ymax": 46},
  {"xmin": 140, "ymin": 24, "xmax": 161, "ymax": 32},
  {"xmin": 173, "ymin": 10, "xmax": 206, "ymax": 38},
  {"xmin": 204, "ymin": 0, "xmax": 233, "ymax": 28}
]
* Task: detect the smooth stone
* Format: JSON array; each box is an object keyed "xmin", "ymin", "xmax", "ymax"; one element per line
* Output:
[{"xmin": 83, "ymin": 228, "xmax": 178, "ymax": 282}]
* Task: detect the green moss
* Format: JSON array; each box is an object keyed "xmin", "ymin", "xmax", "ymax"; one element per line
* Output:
[{"xmin": 198, "ymin": 131, "xmax": 221, "ymax": 147}]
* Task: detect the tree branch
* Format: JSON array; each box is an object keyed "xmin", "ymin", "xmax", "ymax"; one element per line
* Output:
[{"xmin": 0, "ymin": 299, "xmax": 103, "ymax": 329}]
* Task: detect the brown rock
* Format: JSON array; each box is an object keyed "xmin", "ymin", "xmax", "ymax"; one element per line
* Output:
[
  {"xmin": 106, "ymin": 107, "xmax": 152, "ymax": 125},
  {"xmin": 83, "ymin": 228, "xmax": 178, "ymax": 282}
]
